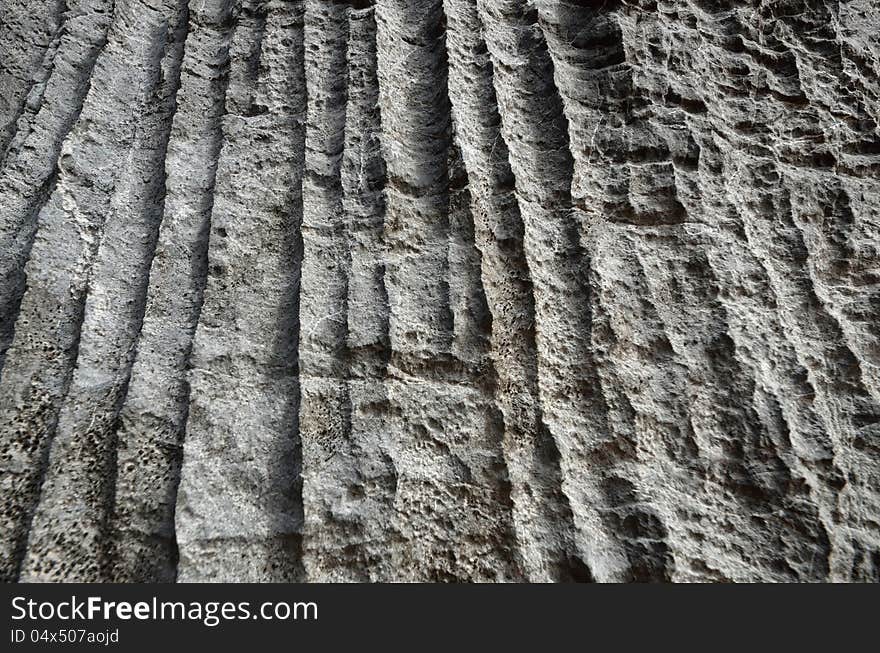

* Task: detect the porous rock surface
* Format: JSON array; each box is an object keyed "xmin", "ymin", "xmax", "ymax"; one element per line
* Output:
[{"xmin": 1, "ymin": 0, "xmax": 879, "ymax": 582}]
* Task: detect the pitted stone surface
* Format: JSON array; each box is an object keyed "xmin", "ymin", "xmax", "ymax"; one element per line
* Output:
[{"xmin": 0, "ymin": 0, "xmax": 878, "ymax": 582}]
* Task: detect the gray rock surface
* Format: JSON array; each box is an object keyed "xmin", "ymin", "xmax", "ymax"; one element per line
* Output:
[{"xmin": 0, "ymin": 0, "xmax": 878, "ymax": 582}]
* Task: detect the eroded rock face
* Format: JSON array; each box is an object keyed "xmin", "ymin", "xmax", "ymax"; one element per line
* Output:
[{"xmin": 0, "ymin": 0, "xmax": 878, "ymax": 582}]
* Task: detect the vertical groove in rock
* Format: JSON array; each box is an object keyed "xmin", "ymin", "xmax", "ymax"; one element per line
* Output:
[
  {"xmin": 375, "ymin": 0, "xmax": 453, "ymax": 359},
  {"xmin": 477, "ymin": 0, "xmax": 632, "ymax": 581},
  {"xmin": 0, "ymin": 0, "xmax": 175, "ymax": 582},
  {"xmin": 444, "ymin": 0, "xmax": 587, "ymax": 582},
  {"xmin": 19, "ymin": 0, "xmax": 190, "ymax": 583},
  {"xmin": 338, "ymin": 5, "xmax": 400, "ymax": 581},
  {"xmin": 0, "ymin": 0, "xmax": 115, "ymax": 376},
  {"xmin": 109, "ymin": 0, "xmax": 239, "ymax": 583},
  {"xmin": 374, "ymin": 0, "xmax": 519, "ymax": 581},
  {"xmin": 0, "ymin": 0, "xmax": 64, "ymax": 159},
  {"xmin": 174, "ymin": 0, "xmax": 307, "ymax": 582},
  {"xmin": 298, "ymin": 0, "xmax": 359, "ymax": 581}
]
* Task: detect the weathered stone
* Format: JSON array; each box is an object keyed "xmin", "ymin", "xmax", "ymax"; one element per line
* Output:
[{"xmin": 0, "ymin": 0, "xmax": 878, "ymax": 582}]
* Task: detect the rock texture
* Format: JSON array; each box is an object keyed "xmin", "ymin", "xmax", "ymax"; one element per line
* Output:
[{"xmin": 1, "ymin": 0, "xmax": 879, "ymax": 582}]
